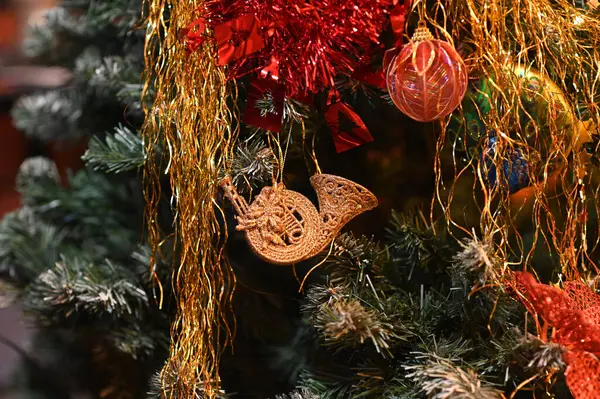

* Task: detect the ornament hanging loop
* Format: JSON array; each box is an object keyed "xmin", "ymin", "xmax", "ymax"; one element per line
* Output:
[
  {"xmin": 412, "ymin": 20, "xmax": 435, "ymax": 42},
  {"xmin": 411, "ymin": 21, "xmax": 436, "ymax": 77}
]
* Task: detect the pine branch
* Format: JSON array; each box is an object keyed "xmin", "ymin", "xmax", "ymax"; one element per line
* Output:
[
  {"xmin": 106, "ymin": 323, "xmax": 169, "ymax": 360},
  {"xmin": 453, "ymin": 236, "xmax": 502, "ymax": 288},
  {"xmin": 22, "ymin": 7, "xmax": 86, "ymax": 62},
  {"xmin": 83, "ymin": 124, "xmax": 145, "ymax": 173},
  {"xmin": 273, "ymin": 388, "xmax": 319, "ymax": 399},
  {"xmin": 11, "ymin": 90, "xmax": 84, "ymax": 142},
  {"xmin": 147, "ymin": 369, "xmax": 228, "ymax": 399},
  {"xmin": 404, "ymin": 354, "xmax": 503, "ymax": 399},
  {"xmin": 0, "ymin": 208, "xmax": 67, "ymax": 284},
  {"xmin": 321, "ymin": 297, "xmax": 396, "ymax": 353},
  {"xmin": 305, "ymin": 285, "xmax": 400, "ymax": 356},
  {"xmin": 16, "ymin": 157, "xmax": 61, "ymax": 201},
  {"xmin": 18, "ymin": 168, "xmax": 140, "ymax": 262},
  {"xmin": 24, "ymin": 257, "xmax": 149, "ymax": 324},
  {"xmin": 86, "ymin": 0, "xmax": 143, "ymax": 37},
  {"xmin": 230, "ymin": 138, "xmax": 275, "ymax": 192},
  {"xmin": 75, "ymin": 50, "xmax": 142, "ymax": 98},
  {"xmin": 321, "ymin": 233, "xmax": 384, "ymax": 287},
  {"xmin": 384, "ymin": 211, "xmax": 455, "ymax": 288},
  {"xmin": 295, "ymin": 370, "xmax": 355, "ymax": 399},
  {"xmin": 493, "ymin": 328, "xmax": 565, "ymax": 383}
]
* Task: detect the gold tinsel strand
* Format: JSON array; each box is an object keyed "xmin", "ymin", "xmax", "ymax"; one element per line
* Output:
[
  {"xmin": 425, "ymin": 0, "xmax": 600, "ymax": 279},
  {"xmin": 142, "ymin": 1, "xmax": 238, "ymax": 397}
]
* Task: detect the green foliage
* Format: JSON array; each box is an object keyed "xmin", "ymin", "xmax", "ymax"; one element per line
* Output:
[
  {"xmin": 84, "ymin": 0, "xmax": 143, "ymax": 37},
  {"xmin": 75, "ymin": 49, "xmax": 143, "ymax": 99},
  {"xmin": 11, "ymin": 90, "xmax": 84, "ymax": 141},
  {"xmin": 83, "ymin": 124, "xmax": 145, "ymax": 173},
  {"xmin": 24, "ymin": 257, "xmax": 148, "ymax": 321},
  {"xmin": 12, "ymin": 0, "xmax": 145, "ymax": 144},
  {"xmin": 230, "ymin": 138, "xmax": 275, "ymax": 192},
  {"xmin": 22, "ymin": 7, "xmax": 86, "ymax": 62},
  {"xmin": 147, "ymin": 369, "xmax": 228, "ymax": 399},
  {"xmin": 0, "ymin": 208, "xmax": 67, "ymax": 284},
  {"xmin": 273, "ymin": 388, "xmax": 320, "ymax": 399},
  {"xmin": 404, "ymin": 354, "xmax": 503, "ymax": 399},
  {"xmin": 293, "ymin": 215, "xmax": 551, "ymax": 398}
]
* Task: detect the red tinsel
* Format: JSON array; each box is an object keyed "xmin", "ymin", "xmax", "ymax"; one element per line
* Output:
[
  {"xmin": 197, "ymin": 0, "xmax": 395, "ymax": 97},
  {"xmin": 512, "ymin": 272, "xmax": 600, "ymax": 399}
]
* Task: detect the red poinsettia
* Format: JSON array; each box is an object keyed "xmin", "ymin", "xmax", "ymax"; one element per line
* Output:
[{"xmin": 513, "ymin": 272, "xmax": 600, "ymax": 398}]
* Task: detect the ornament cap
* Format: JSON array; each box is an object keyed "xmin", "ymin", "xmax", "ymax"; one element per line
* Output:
[{"xmin": 411, "ymin": 20, "xmax": 434, "ymax": 42}]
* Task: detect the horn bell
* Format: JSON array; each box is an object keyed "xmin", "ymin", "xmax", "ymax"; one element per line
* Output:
[{"xmin": 309, "ymin": 174, "xmax": 378, "ymax": 251}]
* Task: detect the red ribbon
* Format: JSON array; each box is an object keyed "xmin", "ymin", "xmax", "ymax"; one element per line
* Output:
[
  {"xmin": 242, "ymin": 78, "xmax": 285, "ymax": 133},
  {"xmin": 260, "ymin": 56, "xmax": 280, "ymax": 81},
  {"xmin": 325, "ymin": 90, "xmax": 374, "ymax": 153},
  {"xmin": 352, "ymin": 65, "xmax": 386, "ymax": 90},
  {"xmin": 213, "ymin": 15, "xmax": 265, "ymax": 66},
  {"xmin": 181, "ymin": 18, "xmax": 209, "ymax": 53},
  {"xmin": 390, "ymin": 0, "xmax": 410, "ymax": 47}
]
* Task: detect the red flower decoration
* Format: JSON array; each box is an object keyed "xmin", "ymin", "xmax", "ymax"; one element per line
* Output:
[{"xmin": 513, "ymin": 272, "xmax": 600, "ymax": 399}]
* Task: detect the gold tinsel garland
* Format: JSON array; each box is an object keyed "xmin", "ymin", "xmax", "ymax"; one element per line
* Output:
[
  {"xmin": 142, "ymin": 0, "xmax": 238, "ymax": 397},
  {"xmin": 427, "ymin": 0, "xmax": 600, "ymax": 279}
]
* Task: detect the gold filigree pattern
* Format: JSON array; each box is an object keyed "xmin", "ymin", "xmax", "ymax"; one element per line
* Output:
[{"xmin": 220, "ymin": 174, "xmax": 378, "ymax": 265}]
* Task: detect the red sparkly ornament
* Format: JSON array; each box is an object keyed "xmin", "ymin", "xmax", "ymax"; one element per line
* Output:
[
  {"xmin": 511, "ymin": 272, "xmax": 600, "ymax": 399},
  {"xmin": 386, "ymin": 21, "xmax": 468, "ymax": 122}
]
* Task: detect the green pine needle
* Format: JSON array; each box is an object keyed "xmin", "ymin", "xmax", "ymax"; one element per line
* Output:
[
  {"xmin": 24, "ymin": 257, "xmax": 148, "ymax": 323},
  {"xmin": 405, "ymin": 354, "xmax": 503, "ymax": 399},
  {"xmin": 83, "ymin": 124, "xmax": 145, "ymax": 173}
]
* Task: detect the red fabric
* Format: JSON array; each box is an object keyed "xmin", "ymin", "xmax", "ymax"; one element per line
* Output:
[
  {"xmin": 325, "ymin": 101, "xmax": 373, "ymax": 153},
  {"xmin": 213, "ymin": 15, "xmax": 265, "ymax": 66},
  {"xmin": 513, "ymin": 272, "xmax": 600, "ymax": 399},
  {"xmin": 242, "ymin": 78, "xmax": 285, "ymax": 132}
]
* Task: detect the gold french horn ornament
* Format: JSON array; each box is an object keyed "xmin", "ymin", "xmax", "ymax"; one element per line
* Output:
[{"xmin": 220, "ymin": 175, "xmax": 378, "ymax": 265}]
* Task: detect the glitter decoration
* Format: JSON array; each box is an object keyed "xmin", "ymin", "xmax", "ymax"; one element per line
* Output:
[
  {"xmin": 512, "ymin": 272, "xmax": 600, "ymax": 398},
  {"xmin": 219, "ymin": 174, "xmax": 378, "ymax": 265},
  {"xmin": 386, "ymin": 21, "xmax": 468, "ymax": 122},
  {"xmin": 482, "ymin": 134, "xmax": 530, "ymax": 194}
]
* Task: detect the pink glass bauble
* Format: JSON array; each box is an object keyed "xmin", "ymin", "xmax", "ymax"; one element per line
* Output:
[{"xmin": 387, "ymin": 26, "xmax": 468, "ymax": 122}]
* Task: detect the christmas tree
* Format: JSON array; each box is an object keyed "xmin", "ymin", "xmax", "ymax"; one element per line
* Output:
[{"xmin": 3, "ymin": 0, "xmax": 600, "ymax": 398}]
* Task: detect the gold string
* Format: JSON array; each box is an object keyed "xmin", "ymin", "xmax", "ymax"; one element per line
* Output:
[
  {"xmin": 429, "ymin": 0, "xmax": 600, "ymax": 279},
  {"xmin": 141, "ymin": 1, "xmax": 238, "ymax": 397}
]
